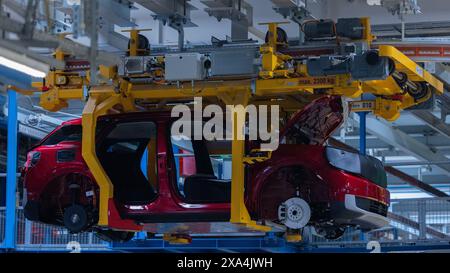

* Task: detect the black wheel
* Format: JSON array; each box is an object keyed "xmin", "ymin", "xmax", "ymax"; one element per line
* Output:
[{"xmin": 63, "ymin": 204, "xmax": 89, "ymax": 233}]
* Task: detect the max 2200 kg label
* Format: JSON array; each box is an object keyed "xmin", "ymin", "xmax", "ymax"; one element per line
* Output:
[{"xmin": 177, "ymin": 257, "xmax": 273, "ymax": 271}]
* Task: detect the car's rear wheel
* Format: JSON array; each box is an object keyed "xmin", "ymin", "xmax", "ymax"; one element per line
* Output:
[{"xmin": 63, "ymin": 204, "xmax": 90, "ymax": 233}]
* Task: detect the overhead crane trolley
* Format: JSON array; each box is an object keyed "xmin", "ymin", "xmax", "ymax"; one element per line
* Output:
[{"xmin": 16, "ymin": 17, "xmax": 444, "ymax": 238}]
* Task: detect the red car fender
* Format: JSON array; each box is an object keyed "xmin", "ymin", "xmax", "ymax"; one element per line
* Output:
[
  {"xmin": 246, "ymin": 145, "xmax": 332, "ymax": 216},
  {"xmin": 247, "ymin": 162, "xmax": 319, "ymax": 216},
  {"xmin": 34, "ymin": 165, "xmax": 97, "ymax": 205}
]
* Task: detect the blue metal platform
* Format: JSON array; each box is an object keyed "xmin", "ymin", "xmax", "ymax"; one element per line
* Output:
[{"xmin": 111, "ymin": 235, "xmax": 293, "ymax": 253}]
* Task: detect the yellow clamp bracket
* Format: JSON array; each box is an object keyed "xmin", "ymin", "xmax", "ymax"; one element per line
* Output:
[
  {"xmin": 258, "ymin": 22, "xmax": 292, "ymax": 79},
  {"xmin": 243, "ymin": 149, "xmax": 272, "ymax": 165},
  {"xmin": 53, "ymin": 33, "xmax": 74, "ymax": 61},
  {"xmin": 259, "ymin": 22, "xmax": 290, "ymax": 47},
  {"xmin": 7, "ymin": 85, "xmax": 36, "ymax": 96},
  {"xmin": 99, "ymin": 65, "xmax": 118, "ymax": 81},
  {"xmin": 349, "ymin": 98, "xmax": 402, "ymax": 121},
  {"xmin": 121, "ymin": 28, "xmax": 152, "ymax": 57},
  {"xmin": 285, "ymin": 231, "xmax": 302, "ymax": 243},
  {"xmin": 162, "ymin": 234, "xmax": 192, "ymax": 245}
]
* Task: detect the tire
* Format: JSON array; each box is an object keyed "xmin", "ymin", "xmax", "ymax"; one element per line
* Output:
[{"xmin": 63, "ymin": 204, "xmax": 89, "ymax": 233}]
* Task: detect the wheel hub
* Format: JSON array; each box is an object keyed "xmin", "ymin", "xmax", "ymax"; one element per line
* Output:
[
  {"xmin": 287, "ymin": 205, "xmax": 303, "ymax": 221},
  {"xmin": 63, "ymin": 204, "xmax": 90, "ymax": 233},
  {"xmin": 278, "ymin": 197, "xmax": 311, "ymax": 230},
  {"xmin": 71, "ymin": 214, "xmax": 80, "ymax": 224}
]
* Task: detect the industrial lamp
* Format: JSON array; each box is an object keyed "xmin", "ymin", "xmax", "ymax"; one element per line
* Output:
[{"xmin": 0, "ymin": 42, "xmax": 51, "ymax": 78}]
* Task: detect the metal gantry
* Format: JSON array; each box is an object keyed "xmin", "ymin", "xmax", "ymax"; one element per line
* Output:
[
  {"xmin": 7, "ymin": 16, "xmax": 442, "ymax": 236},
  {"xmin": 1, "ymin": 0, "xmax": 450, "ymax": 253}
]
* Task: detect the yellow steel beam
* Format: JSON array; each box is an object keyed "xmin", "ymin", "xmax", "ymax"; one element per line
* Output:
[
  {"xmin": 362, "ymin": 77, "xmax": 402, "ymax": 96},
  {"xmin": 129, "ymin": 30, "xmax": 139, "ymax": 57},
  {"xmin": 379, "ymin": 45, "xmax": 444, "ymax": 94},
  {"xmin": 360, "ymin": 17, "xmax": 375, "ymax": 45},
  {"xmin": 82, "ymin": 95, "xmax": 121, "ymax": 226},
  {"xmin": 128, "ymin": 80, "xmax": 253, "ymax": 100},
  {"xmin": 218, "ymin": 91, "xmax": 271, "ymax": 232}
]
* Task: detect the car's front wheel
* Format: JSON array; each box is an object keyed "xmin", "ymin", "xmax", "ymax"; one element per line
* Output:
[{"xmin": 278, "ymin": 197, "xmax": 311, "ymax": 230}]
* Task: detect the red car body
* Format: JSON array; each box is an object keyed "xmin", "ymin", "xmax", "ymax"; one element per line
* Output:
[{"xmin": 22, "ymin": 96, "xmax": 390, "ymax": 240}]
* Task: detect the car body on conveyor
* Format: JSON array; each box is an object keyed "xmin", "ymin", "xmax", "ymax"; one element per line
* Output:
[{"xmin": 21, "ymin": 96, "xmax": 389, "ymax": 242}]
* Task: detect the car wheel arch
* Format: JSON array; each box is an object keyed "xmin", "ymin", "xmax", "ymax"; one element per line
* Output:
[
  {"xmin": 39, "ymin": 172, "xmax": 99, "ymax": 210},
  {"xmin": 253, "ymin": 165, "xmax": 317, "ymax": 220}
]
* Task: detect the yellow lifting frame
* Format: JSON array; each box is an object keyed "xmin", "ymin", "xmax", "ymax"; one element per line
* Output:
[
  {"xmin": 218, "ymin": 91, "xmax": 271, "ymax": 232},
  {"xmin": 82, "ymin": 94, "xmax": 120, "ymax": 225},
  {"xmin": 76, "ymin": 83, "xmax": 273, "ymax": 230},
  {"xmin": 22, "ymin": 59, "xmax": 443, "ymax": 229},
  {"xmin": 16, "ymin": 20, "xmax": 445, "ymax": 232}
]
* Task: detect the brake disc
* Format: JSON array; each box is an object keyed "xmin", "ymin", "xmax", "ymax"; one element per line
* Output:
[{"xmin": 278, "ymin": 197, "xmax": 311, "ymax": 230}]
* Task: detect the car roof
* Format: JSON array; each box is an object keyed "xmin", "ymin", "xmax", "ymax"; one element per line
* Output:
[{"xmin": 61, "ymin": 118, "xmax": 82, "ymax": 126}]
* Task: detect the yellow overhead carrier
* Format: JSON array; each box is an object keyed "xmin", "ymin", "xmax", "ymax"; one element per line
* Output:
[{"xmin": 19, "ymin": 18, "xmax": 443, "ymax": 232}]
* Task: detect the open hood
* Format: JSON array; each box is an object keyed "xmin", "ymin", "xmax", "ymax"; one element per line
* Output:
[{"xmin": 280, "ymin": 96, "xmax": 344, "ymax": 145}]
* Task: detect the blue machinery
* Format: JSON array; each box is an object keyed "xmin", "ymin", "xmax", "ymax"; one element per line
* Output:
[
  {"xmin": 358, "ymin": 111, "xmax": 368, "ymax": 156},
  {"xmin": 2, "ymin": 89, "xmax": 17, "ymax": 249},
  {"xmin": 0, "ymin": 65, "xmax": 32, "ymax": 250}
]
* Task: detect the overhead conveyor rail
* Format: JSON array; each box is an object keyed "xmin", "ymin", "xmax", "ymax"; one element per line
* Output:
[{"xmin": 10, "ymin": 17, "xmax": 444, "ymax": 235}]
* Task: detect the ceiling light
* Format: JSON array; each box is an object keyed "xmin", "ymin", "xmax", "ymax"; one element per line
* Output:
[
  {"xmin": 0, "ymin": 40, "xmax": 54, "ymax": 79},
  {"xmin": 0, "ymin": 56, "xmax": 47, "ymax": 78}
]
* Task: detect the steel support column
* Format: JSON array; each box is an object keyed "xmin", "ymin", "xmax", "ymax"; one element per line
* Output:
[
  {"xmin": 1, "ymin": 89, "xmax": 18, "ymax": 249},
  {"xmin": 418, "ymin": 200, "xmax": 427, "ymax": 240},
  {"xmin": 358, "ymin": 112, "xmax": 368, "ymax": 155}
]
